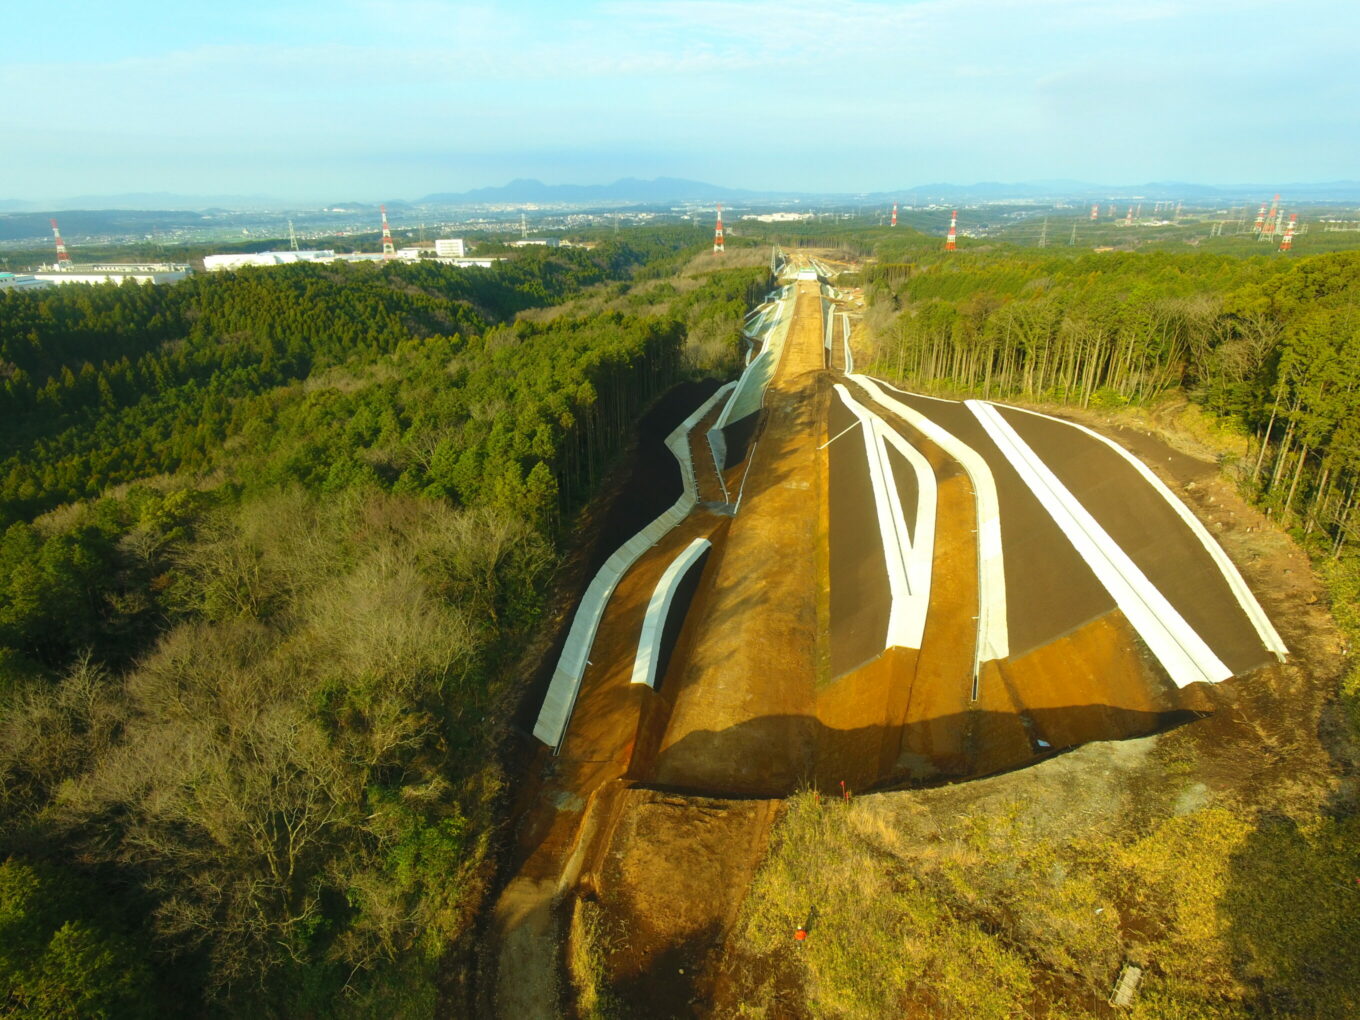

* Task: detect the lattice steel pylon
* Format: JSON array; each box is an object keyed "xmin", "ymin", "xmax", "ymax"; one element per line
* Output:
[
  {"xmin": 50, "ymin": 219, "xmax": 72, "ymax": 266},
  {"xmin": 380, "ymin": 205, "xmax": 396, "ymax": 259},
  {"xmin": 1279, "ymin": 213, "xmax": 1298, "ymax": 252}
]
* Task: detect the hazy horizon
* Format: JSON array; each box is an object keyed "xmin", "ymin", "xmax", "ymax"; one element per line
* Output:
[
  {"xmin": 6, "ymin": 0, "xmax": 1357, "ymax": 202},
  {"xmin": 10, "ymin": 173, "xmax": 1360, "ymax": 212}
]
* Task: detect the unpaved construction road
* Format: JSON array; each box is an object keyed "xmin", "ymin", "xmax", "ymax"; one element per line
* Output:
[{"xmin": 485, "ymin": 254, "xmax": 1288, "ymax": 1017}]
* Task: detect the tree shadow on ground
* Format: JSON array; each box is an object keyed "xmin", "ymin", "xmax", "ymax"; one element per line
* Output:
[
  {"xmin": 606, "ymin": 919, "xmax": 724, "ymax": 1020},
  {"xmin": 630, "ymin": 705, "xmax": 1205, "ymax": 799},
  {"xmin": 1220, "ymin": 809, "xmax": 1360, "ymax": 1016}
]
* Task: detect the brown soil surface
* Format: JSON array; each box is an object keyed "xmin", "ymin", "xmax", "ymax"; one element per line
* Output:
[
  {"xmin": 584, "ymin": 789, "xmax": 781, "ymax": 1018},
  {"xmin": 812, "ymin": 646, "xmax": 919, "ymax": 791},
  {"xmin": 647, "ymin": 279, "xmax": 828, "ymax": 796},
  {"xmin": 995, "ymin": 610, "xmax": 1213, "ymax": 750},
  {"xmin": 484, "ymin": 252, "xmax": 1337, "ymax": 1019}
]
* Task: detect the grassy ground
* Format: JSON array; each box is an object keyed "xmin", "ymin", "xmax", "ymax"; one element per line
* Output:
[
  {"xmin": 568, "ymin": 898, "xmax": 620, "ymax": 1020},
  {"xmin": 729, "ymin": 741, "xmax": 1360, "ymax": 1018}
]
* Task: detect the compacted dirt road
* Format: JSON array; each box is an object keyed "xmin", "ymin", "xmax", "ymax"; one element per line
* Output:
[{"xmin": 647, "ymin": 278, "xmax": 828, "ymax": 794}]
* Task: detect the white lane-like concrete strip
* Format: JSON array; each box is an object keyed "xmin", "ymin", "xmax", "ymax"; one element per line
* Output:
[
  {"xmin": 967, "ymin": 399, "xmax": 1232, "ymax": 687},
  {"xmin": 709, "ymin": 287, "xmax": 796, "ymax": 489},
  {"xmin": 714, "ymin": 297, "xmax": 790, "ymax": 430},
  {"xmin": 834, "ymin": 385, "xmax": 932, "ymax": 649},
  {"xmin": 1000, "ymin": 404, "xmax": 1287, "ymax": 662},
  {"xmin": 533, "ymin": 381, "xmax": 737, "ymax": 750},
  {"xmin": 742, "ymin": 291, "xmax": 786, "ymax": 341},
  {"xmin": 879, "ymin": 421, "xmax": 937, "ymax": 633},
  {"xmin": 841, "ymin": 313, "xmax": 852, "ymax": 373},
  {"xmin": 853, "ymin": 375, "xmax": 1010, "ymax": 675},
  {"xmin": 630, "ymin": 538, "xmax": 712, "ymax": 687}
]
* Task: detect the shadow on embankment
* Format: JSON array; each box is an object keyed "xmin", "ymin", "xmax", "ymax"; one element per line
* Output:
[
  {"xmin": 623, "ymin": 704, "xmax": 1210, "ymax": 799},
  {"xmin": 505, "ymin": 377, "xmax": 722, "ymax": 740}
]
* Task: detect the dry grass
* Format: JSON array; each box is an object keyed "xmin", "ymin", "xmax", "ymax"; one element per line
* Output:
[
  {"xmin": 679, "ymin": 246, "xmax": 773, "ymax": 276},
  {"xmin": 738, "ymin": 792, "xmax": 1037, "ymax": 1019},
  {"xmin": 568, "ymin": 897, "xmax": 619, "ymax": 1019},
  {"xmin": 732, "ymin": 763, "xmax": 1360, "ymax": 1018}
]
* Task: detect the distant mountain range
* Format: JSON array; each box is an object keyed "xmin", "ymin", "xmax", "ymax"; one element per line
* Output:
[
  {"xmin": 0, "ymin": 193, "xmax": 287, "ymax": 213},
  {"xmin": 418, "ymin": 176, "xmax": 786, "ymax": 205},
  {"xmin": 420, "ymin": 176, "xmax": 1360, "ymax": 207},
  {"xmin": 862, "ymin": 180, "xmax": 1360, "ymax": 203},
  {"xmin": 3, "ymin": 177, "xmax": 1359, "ymax": 220}
]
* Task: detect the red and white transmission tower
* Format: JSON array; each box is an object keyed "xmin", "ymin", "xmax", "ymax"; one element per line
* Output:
[
  {"xmin": 1090, "ymin": 204, "xmax": 1099, "ymax": 220},
  {"xmin": 380, "ymin": 205, "xmax": 396, "ymax": 259},
  {"xmin": 945, "ymin": 209, "xmax": 958, "ymax": 251},
  {"xmin": 891, "ymin": 203, "xmax": 898, "ymax": 227},
  {"xmin": 1279, "ymin": 213, "xmax": 1298, "ymax": 252},
  {"xmin": 1125, "ymin": 206, "xmax": 1134, "ymax": 226},
  {"xmin": 1263, "ymin": 193, "xmax": 1280, "ymax": 235},
  {"xmin": 1253, "ymin": 200, "xmax": 1267, "ymax": 233},
  {"xmin": 50, "ymin": 218, "xmax": 72, "ymax": 266},
  {"xmin": 713, "ymin": 203, "xmax": 724, "ymax": 254}
]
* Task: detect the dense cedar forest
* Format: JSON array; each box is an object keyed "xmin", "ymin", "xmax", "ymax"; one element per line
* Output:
[{"xmin": 0, "ymin": 229, "xmax": 771, "ymax": 1015}]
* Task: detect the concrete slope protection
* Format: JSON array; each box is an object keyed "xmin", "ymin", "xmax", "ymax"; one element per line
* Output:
[
  {"xmin": 531, "ymin": 259, "xmax": 1284, "ymax": 787},
  {"xmin": 970, "ymin": 399, "xmax": 1232, "ymax": 688},
  {"xmin": 710, "ymin": 284, "xmax": 793, "ymax": 480},
  {"xmin": 995, "ymin": 403, "xmax": 1287, "ymax": 664},
  {"xmin": 532, "ymin": 382, "xmax": 735, "ymax": 750},
  {"xmin": 630, "ymin": 538, "xmax": 713, "ymax": 688},
  {"xmin": 967, "ymin": 397, "xmax": 1283, "ymax": 678}
]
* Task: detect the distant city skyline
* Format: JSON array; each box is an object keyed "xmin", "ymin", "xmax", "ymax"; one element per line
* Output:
[{"xmin": 6, "ymin": 0, "xmax": 1356, "ymax": 203}]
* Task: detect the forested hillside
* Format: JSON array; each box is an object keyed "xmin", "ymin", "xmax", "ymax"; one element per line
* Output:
[
  {"xmin": 864, "ymin": 247, "xmax": 1360, "ymax": 673},
  {"xmin": 0, "ymin": 232, "xmax": 770, "ymax": 1015}
]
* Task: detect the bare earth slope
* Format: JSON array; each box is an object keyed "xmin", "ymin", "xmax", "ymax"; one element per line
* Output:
[{"xmin": 484, "ymin": 253, "xmax": 1348, "ymax": 1018}]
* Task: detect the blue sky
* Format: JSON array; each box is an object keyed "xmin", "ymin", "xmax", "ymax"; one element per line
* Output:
[{"xmin": 4, "ymin": 0, "xmax": 1356, "ymax": 202}]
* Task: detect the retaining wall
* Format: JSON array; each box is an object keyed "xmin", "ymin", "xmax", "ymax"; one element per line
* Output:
[{"xmin": 533, "ymin": 382, "xmax": 737, "ymax": 750}]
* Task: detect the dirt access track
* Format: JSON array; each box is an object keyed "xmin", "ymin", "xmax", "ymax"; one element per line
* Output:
[{"xmin": 485, "ymin": 252, "xmax": 1289, "ymax": 1017}]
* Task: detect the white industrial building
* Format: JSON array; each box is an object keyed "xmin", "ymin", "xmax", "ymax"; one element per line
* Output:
[
  {"xmin": 0, "ymin": 272, "xmax": 53, "ymax": 291},
  {"xmin": 435, "ymin": 238, "xmax": 466, "ymax": 257},
  {"xmin": 203, "ymin": 250, "xmax": 337, "ymax": 271},
  {"xmin": 32, "ymin": 263, "xmax": 190, "ymax": 286},
  {"xmin": 439, "ymin": 256, "xmax": 499, "ymax": 268},
  {"xmin": 200, "ymin": 246, "xmax": 500, "ymax": 272}
]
